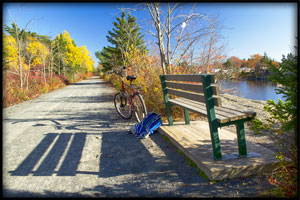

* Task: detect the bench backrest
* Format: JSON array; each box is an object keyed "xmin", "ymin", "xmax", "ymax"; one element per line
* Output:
[{"xmin": 160, "ymin": 74, "xmax": 222, "ymax": 107}]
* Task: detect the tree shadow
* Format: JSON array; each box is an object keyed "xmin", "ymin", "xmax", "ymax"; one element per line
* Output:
[
  {"xmin": 98, "ymin": 131, "xmax": 160, "ymax": 178},
  {"xmin": 83, "ymin": 132, "xmax": 275, "ymax": 197},
  {"xmin": 70, "ymin": 81, "xmax": 109, "ymax": 86},
  {"xmin": 6, "ymin": 108, "xmax": 118, "ymax": 132},
  {"xmin": 9, "ymin": 132, "xmax": 87, "ymax": 176},
  {"xmin": 3, "ymin": 187, "xmax": 92, "ymax": 198}
]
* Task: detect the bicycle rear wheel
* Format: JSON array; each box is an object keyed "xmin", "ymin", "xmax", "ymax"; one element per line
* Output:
[
  {"xmin": 133, "ymin": 93, "xmax": 147, "ymax": 123},
  {"xmin": 114, "ymin": 92, "xmax": 132, "ymax": 119}
]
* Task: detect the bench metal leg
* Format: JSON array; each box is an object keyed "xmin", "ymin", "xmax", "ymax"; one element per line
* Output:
[
  {"xmin": 236, "ymin": 121, "xmax": 247, "ymax": 156},
  {"xmin": 160, "ymin": 75, "xmax": 173, "ymax": 126},
  {"xmin": 184, "ymin": 108, "xmax": 190, "ymax": 125},
  {"xmin": 209, "ymin": 125, "xmax": 222, "ymax": 160},
  {"xmin": 166, "ymin": 103, "xmax": 173, "ymax": 126}
]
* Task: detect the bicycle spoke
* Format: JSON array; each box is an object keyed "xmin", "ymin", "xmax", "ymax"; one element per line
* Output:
[
  {"xmin": 133, "ymin": 93, "xmax": 147, "ymax": 122},
  {"xmin": 114, "ymin": 92, "xmax": 132, "ymax": 119}
]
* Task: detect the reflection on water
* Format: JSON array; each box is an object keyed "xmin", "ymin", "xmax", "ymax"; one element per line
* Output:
[{"xmin": 219, "ymin": 80, "xmax": 285, "ymax": 103}]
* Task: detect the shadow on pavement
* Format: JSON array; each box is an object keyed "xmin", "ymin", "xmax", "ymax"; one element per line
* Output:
[
  {"xmin": 9, "ymin": 132, "xmax": 87, "ymax": 176},
  {"xmin": 98, "ymin": 131, "xmax": 158, "ymax": 178},
  {"xmin": 70, "ymin": 81, "xmax": 109, "ymax": 86},
  {"xmin": 3, "ymin": 187, "xmax": 92, "ymax": 198}
]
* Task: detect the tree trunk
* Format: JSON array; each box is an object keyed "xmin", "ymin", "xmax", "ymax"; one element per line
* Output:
[
  {"xmin": 43, "ymin": 59, "xmax": 46, "ymax": 85},
  {"xmin": 166, "ymin": 3, "xmax": 171, "ymax": 74},
  {"xmin": 147, "ymin": 3, "xmax": 167, "ymax": 75},
  {"xmin": 17, "ymin": 40, "xmax": 23, "ymax": 89},
  {"xmin": 26, "ymin": 65, "xmax": 30, "ymax": 90},
  {"xmin": 50, "ymin": 57, "xmax": 53, "ymax": 79},
  {"xmin": 159, "ymin": 39, "xmax": 167, "ymax": 75},
  {"xmin": 58, "ymin": 58, "xmax": 61, "ymax": 76},
  {"xmin": 63, "ymin": 60, "xmax": 65, "ymax": 77}
]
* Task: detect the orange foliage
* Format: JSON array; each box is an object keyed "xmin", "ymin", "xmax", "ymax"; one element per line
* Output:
[{"xmin": 3, "ymin": 70, "xmax": 92, "ymax": 108}]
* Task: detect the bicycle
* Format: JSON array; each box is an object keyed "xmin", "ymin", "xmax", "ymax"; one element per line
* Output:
[{"xmin": 107, "ymin": 66, "xmax": 147, "ymax": 123}]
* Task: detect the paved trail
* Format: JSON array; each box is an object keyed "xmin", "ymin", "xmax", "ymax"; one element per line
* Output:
[{"xmin": 3, "ymin": 76, "xmax": 274, "ymax": 197}]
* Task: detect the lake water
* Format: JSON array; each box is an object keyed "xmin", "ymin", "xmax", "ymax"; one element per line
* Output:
[{"xmin": 219, "ymin": 80, "xmax": 285, "ymax": 103}]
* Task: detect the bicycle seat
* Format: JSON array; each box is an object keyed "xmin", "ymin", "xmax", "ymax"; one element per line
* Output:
[{"xmin": 127, "ymin": 75, "xmax": 136, "ymax": 81}]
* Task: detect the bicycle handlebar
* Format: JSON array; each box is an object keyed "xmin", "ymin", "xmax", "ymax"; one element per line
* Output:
[{"xmin": 106, "ymin": 66, "xmax": 127, "ymax": 77}]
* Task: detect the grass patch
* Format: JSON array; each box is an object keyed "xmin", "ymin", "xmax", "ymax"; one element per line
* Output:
[{"xmin": 160, "ymin": 133, "xmax": 210, "ymax": 181}]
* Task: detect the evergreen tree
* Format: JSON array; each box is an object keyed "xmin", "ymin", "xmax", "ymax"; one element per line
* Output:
[{"xmin": 97, "ymin": 11, "xmax": 146, "ymax": 72}]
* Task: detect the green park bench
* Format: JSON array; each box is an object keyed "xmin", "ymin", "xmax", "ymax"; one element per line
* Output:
[{"xmin": 160, "ymin": 74, "xmax": 256, "ymax": 160}]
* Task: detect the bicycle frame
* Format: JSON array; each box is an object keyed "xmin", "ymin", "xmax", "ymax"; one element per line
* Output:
[
  {"xmin": 121, "ymin": 77, "xmax": 134, "ymax": 107},
  {"xmin": 116, "ymin": 68, "xmax": 142, "ymax": 110}
]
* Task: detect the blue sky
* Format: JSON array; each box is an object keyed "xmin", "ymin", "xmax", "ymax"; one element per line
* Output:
[{"xmin": 3, "ymin": 3, "xmax": 297, "ymax": 67}]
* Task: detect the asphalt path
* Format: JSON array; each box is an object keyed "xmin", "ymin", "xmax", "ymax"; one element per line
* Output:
[{"xmin": 3, "ymin": 76, "xmax": 274, "ymax": 197}]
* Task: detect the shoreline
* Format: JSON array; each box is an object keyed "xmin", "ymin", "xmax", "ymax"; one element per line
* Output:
[
  {"xmin": 220, "ymin": 93, "xmax": 271, "ymax": 123},
  {"xmin": 219, "ymin": 93, "xmax": 277, "ymax": 153}
]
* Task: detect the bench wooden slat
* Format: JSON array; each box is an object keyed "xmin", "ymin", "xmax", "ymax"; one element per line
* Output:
[
  {"xmin": 167, "ymin": 88, "xmax": 206, "ymax": 103},
  {"xmin": 180, "ymin": 97, "xmax": 255, "ymax": 122},
  {"xmin": 165, "ymin": 81, "xmax": 220, "ymax": 96},
  {"xmin": 180, "ymin": 98, "xmax": 236, "ymax": 121},
  {"xmin": 182, "ymin": 98, "xmax": 250, "ymax": 120},
  {"xmin": 172, "ymin": 98, "xmax": 230, "ymax": 123},
  {"xmin": 169, "ymin": 98, "xmax": 230, "ymax": 123},
  {"xmin": 167, "ymin": 88, "xmax": 221, "ymax": 106},
  {"xmin": 216, "ymin": 105, "xmax": 256, "ymax": 118},
  {"xmin": 170, "ymin": 97, "xmax": 255, "ymax": 123},
  {"xmin": 165, "ymin": 74, "xmax": 216, "ymax": 83}
]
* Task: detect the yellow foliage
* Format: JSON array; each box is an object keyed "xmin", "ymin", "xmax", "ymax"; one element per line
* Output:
[
  {"xmin": 26, "ymin": 37, "xmax": 40, "ymax": 55},
  {"xmin": 32, "ymin": 57, "xmax": 42, "ymax": 65},
  {"xmin": 65, "ymin": 43, "xmax": 82, "ymax": 67},
  {"xmin": 80, "ymin": 46, "xmax": 95, "ymax": 72},
  {"xmin": 61, "ymin": 30, "xmax": 73, "ymax": 44},
  {"xmin": 3, "ymin": 35, "xmax": 19, "ymax": 69},
  {"xmin": 23, "ymin": 63, "xmax": 29, "ymax": 71}
]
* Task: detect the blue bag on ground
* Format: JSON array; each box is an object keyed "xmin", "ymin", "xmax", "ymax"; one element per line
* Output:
[{"xmin": 131, "ymin": 111, "xmax": 162, "ymax": 138}]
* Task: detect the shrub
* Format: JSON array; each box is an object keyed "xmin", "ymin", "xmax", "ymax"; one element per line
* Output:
[{"xmin": 249, "ymin": 52, "xmax": 298, "ymax": 197}]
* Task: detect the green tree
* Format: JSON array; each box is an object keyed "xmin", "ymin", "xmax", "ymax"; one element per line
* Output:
[
  {"xmin": 97, "ymin": 11, "xmax": 146, "ymax": 72},
  {"xmin": 95, "ymin": 46, "xmax": 118, "ymax": 72}
]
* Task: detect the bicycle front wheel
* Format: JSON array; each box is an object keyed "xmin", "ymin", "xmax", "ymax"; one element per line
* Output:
[
  {"xmin": 133, "ymin": 93, "xmax": 147, "ymax": 123},
  {"xmin": 114, "ymin": 92, "xmax": 132, "ymax": 119}
]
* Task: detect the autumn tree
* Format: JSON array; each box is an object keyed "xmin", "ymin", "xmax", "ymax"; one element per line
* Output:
[
  {"xmin": 24, "ymin": 36, "xmax": 42, "ymax": 89},
  {"xmin": 247, "ymin": 54, "xmax": 263, "ymax": 69},
  {"xmin": 4, "ymin": 21, "xmax": 53, "ymax": 87},
  {"xmin": 5, "ymin": 22, "xmax": 28, "ymax": 88},
  {"xmin": 4, "ymin": 20, "xmax": 95, "ymax": 98},
  {"xmin": 198, "ymin": 15, "xmax": 227, "ymax": 73},
  {"xmin": 133, "ymin": 3, "xmax": 226, "ymax": 74},
  {"xmin": 227, "ymin": 56, "xmax": 242, "ymax": 69},
  {"xmin": 80, "ymin": 46, "xmax": 94, "ymax": 73},
  {"xmin": 3, "ymin": 33, "xmax": 19, "ymax": 72}
]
